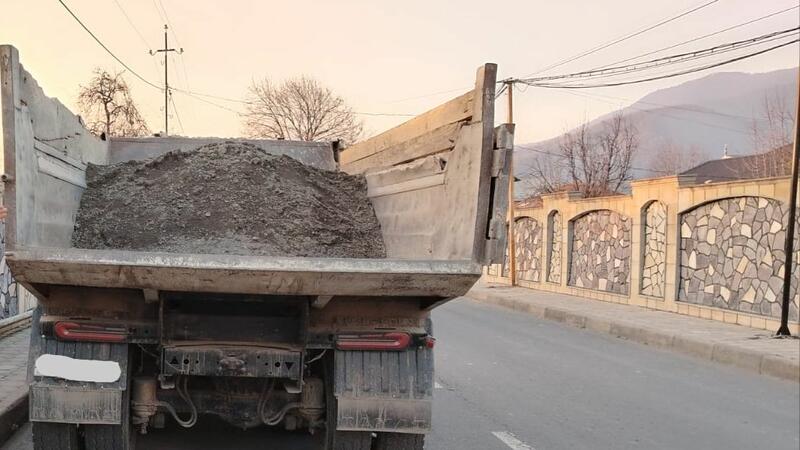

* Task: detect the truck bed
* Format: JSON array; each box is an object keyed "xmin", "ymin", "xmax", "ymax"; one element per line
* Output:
[
  {"xmin": 2, "ymin": 46, "xmax": 509, "ymax": 304},
  {"xmin": 6, "ymin": 246, "xmax": 481, "ymax": 297}
]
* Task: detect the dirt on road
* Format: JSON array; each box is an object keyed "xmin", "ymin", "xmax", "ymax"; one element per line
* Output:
[{"xmin": 72, "ymin": 141, "xmax": 386, "ymax": 258}]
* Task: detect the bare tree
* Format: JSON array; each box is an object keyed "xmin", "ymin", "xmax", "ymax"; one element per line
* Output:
[
  {"xmin": 748, "ymin": 90, "xmax": 795, "ymax": 178},
  {"xmin": 77, "ymin": 68, "xmax": 150, "ymax": 137},
  {"xmin": 526, "ymin": 112, "xmax": 639, "ymax": 198},
  {"xmin": 242, "ymin": 76, "xmax": 363, "ymax": 145},
  {"xmin": 647, "ymin": 140, "xmax": 705, "ymax": 175}
]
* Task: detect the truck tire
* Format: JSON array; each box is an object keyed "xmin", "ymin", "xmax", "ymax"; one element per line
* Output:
[
  {"xmin": 83, "ymin": 422, "xmax": 135, "ymax": 450},
  {"xmin": 332, "ymin": 432, "xmax": 373, "ymax": 450},
  {"xmin": 374, "ymin": 433, "xmax": 426, "ymax": 450},
  {"xmin": 31, "ymin": 423, "xmax": 81, "ymax": 450},
  {"xmin": 83, "ymin": 349, "xmax": 135, "ymax": 450}
]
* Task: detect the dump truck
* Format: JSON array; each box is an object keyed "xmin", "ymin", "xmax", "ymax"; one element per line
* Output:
[{"xmin": 0, "ymin": 45, "xmax": 513, "ymax": 449}]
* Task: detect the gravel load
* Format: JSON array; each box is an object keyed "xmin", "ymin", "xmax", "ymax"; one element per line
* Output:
[{"xmin": 72, "ymin": 141, "xmax": 386, "ymax": 258}]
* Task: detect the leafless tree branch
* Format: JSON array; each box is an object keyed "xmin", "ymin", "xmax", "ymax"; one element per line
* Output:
[
  {"xmin": 242, "ymin": 76, "xmax": 363, "ymax": 145},
  {"xmin": 77, "ymin": 68, "xmax": 150, "ymax": 137}
]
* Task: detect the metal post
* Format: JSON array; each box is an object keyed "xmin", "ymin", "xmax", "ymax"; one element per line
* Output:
[
  {"xmin": 163, "ymin": 25, "xmax": 169, "ymax": 136},
  {"xmin": 506, "ymin": 80, "xmax": 517, "ymax": 286},
  {"xmin": 150, "ymin": 24, "xmax": 183, "ymax": 137},
  {"xmin": 776, "ymin": 72, "xmax": 800, "ymax": 337}
]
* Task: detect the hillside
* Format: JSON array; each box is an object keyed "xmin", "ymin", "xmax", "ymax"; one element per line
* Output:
[{"xmin": 515, "ymin": 68, "xmax": 798, "ymax": 197}]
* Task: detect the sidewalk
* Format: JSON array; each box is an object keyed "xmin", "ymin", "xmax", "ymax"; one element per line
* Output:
[
  {"xmin": 467, "ymin": 281, "xmax": 800, "ymax": 382},
  {"xmin": 0, "ymin": 324, "xmax": 29, "ymax": 445}
]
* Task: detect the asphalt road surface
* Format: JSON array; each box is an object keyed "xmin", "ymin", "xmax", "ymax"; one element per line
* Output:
[{"xmin": 4, "ymin": 298, "xmax": 799, "ymax": 450}]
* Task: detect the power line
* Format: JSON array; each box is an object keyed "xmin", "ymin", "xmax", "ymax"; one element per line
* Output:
[
  {"xmin": 515, "ymin": 144, "xmax": 752, "ymax": 180},
  {"xmin": 353, "ymin": 111, "xmax": 416, "ymax": 117},
  {"xmin": 555, "ymin": 89, "xmax": 751, "ymax": 134},
  {"xmin": 515, "ymin": 144, "xmax": 673, "ymax": 175},
  {"xmin": 156, "ymin": 0, "xmax": 182, "ymax": 48},
  {"xmin": 57, "ymin": 0, "xmax": 163, "ymax": 90},
  {"xmin": 555, "ymin": 89, "xmax": 755, "ymax": 121},
  {"xmin": 385, "ymin": 86, "xmax": 473, "ymax": 104},
  {"xmin": 58, "ymin": 1, "xmax": 457, "ymax": 122},
  {"xmin": 525, "ymin": 0, "xmax": 721, "ymax": 77},
  {"xmin": 168, "ymin": 90, "xmax": 185, "ymax": 134},
  {"xmin": 111, "ymin": 0, "xmax": 153, "ymax": 51},
  {"xmin": 594, "ymin": 5, "xmax": 800, "ymax": 70},
  {"xmin": 526, "ymin": 39, "xmax": 799, "ymax": 89},
  {"xmin": 521, "ymin": 28, "xmax": 799, "ymax": 85}
]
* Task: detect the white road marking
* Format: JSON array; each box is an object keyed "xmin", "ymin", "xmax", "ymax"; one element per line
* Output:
[
  {"xmin": 434, "ymin": 381, "xmax": 443, "ymax": 389},
  {"xmin": 492, "ymin": 431, "xmax": 535, "ymax": 450}
]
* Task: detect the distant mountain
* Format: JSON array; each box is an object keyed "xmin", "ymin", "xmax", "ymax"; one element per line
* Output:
[{"xmin": 515, "ymin": 68, "xmax": 798, "ymax": 198}]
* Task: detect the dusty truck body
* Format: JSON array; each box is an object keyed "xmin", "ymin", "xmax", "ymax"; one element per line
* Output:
[{"xmin": 0, "ymin": 45, "xmax": 512, "ymax": 449}]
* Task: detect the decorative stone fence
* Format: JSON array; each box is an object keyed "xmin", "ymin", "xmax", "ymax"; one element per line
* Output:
[
  {"xmin": 486, "ymin": 175, "xmax": 800, "ymax": 334},
  {"xmin": 1, "ymin": 221, "xmax": 35, "ymax": 320}
]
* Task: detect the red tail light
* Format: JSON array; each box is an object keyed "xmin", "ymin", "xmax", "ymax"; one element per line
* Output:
[
  {"xmin": 54, "ymin": 321, "xmax": 128, "ymax": 343},
  {"xmin": 336, "ymin": 332, "xmax": 411, "ymax": 351}
]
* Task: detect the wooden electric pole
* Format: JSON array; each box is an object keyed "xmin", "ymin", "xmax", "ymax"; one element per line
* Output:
[
  {"xmin": 776, "ymin": 71, "xmax": 800, "ymax": 337},
  {"xmin": 150, "ymin": 24, "xmax": 183, "ymax": 136},
  {"xmin": 505, "ymin": 79, "xmax": 517, "ymax": 286}
]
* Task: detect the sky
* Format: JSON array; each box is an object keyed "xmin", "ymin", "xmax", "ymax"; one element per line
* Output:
[{"xmin": 0, "ymin": 0, "xmax": 798, "ymax": 144}]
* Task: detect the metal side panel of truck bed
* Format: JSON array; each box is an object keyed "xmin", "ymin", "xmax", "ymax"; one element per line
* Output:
[{"xmin": 6, "ymin": 246, "xmax": 482, "ymax": 297}]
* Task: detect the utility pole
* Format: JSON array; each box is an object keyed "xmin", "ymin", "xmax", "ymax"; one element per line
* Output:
[
  {"xmin": 150, "ymin": 24, "xmax": 183, "ymax": 136},
  {"xmin": 504, "ymin": 78, "xmax": 517, "ymax": 286},
  {"xmin": 776, "ymin": 71, "xmax": 800, "ymax": 337}
]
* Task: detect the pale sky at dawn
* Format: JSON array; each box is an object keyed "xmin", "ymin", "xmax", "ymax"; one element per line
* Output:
[{"xmin": 1, "ymin": 0, "xmax": 798, "ymax": 144}]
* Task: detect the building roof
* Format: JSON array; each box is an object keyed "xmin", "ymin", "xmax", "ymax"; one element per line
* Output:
[{"xmin": 680, "ymin": 144, "xmax": 792, "ymax": 184}]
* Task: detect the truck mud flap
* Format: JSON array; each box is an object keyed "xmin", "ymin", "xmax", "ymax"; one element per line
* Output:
[
  {"xmin": 29, "ymin": 340, "xmax": 128, "ymax": 425},
  {"xmin": 334, "ymin": 347, "xmax": 433, "ymax": 434}
]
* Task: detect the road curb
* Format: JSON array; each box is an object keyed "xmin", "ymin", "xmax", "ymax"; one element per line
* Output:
[
  {"xmin": 466, "ymin": 290, "xmax": 799, "ymax": 382},
  {"xmin": 0, "ymin": 389, "xmax": 27, "ymax": 447},
  {"xmin": 0, "ymin": 312, "xmax": 32, "ymax": 339}
]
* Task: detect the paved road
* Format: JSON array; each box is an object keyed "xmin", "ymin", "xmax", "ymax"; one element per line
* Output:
[{"xmin": 4, "ymin": 299, "xmax": 799, "ymax": 449}]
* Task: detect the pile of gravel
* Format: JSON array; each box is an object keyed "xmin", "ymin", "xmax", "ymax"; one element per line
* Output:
[{"xmin": 72, "ymin": 142, "xmax": 386, "ymax": 258}]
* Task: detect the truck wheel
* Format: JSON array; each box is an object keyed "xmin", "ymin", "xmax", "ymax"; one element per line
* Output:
[
  {"xmin": 83, "ymin": 422, "xmax": 135, "ymax": 450},
  {"xmin": 374, "ymin": 433, "xmax": 426, "ymax": 450},
  {"xmin": 332, "ymin": 432, "xmax": 373, "ymax": 450},
  {"xmin": 31, "ymin": 422, "xmax": 81, "ymax": 450},
  {"xmin": 84, "ymin": 344, "xmax": 135, "ymax": 450},
  {"xmin": 83, "ymin": 383, "xmax": 134, "ymax": 450}
]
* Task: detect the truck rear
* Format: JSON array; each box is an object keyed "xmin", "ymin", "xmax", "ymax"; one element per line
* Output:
[{"xmin": 0, "ymin": 45, "xmax": 512, "ymax": 449}]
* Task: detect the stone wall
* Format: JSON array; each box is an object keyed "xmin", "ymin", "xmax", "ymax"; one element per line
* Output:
[
  {"xmin": 568, "ymin": 210, "xmax": 632, "ymax": 294},
  {"xmin": 514, "ymin": 217, "xmax": 542, "ymax": 282},
  {"xmin": 483, "ymin": 175, "xmax": 799, "ymax": 333},
  {"xmin": 679, "ymin": 196, "xmax": 798, "ymax": 320},
  {"xmin": 547, "ymin": 211, "xmax": 562, "ymax": 283},
  {"xmin": 641, "ymin": 201, "xmax": 667, "ymax": 298},
  {"xmin": 0, "ymin": 222, "xmax": 19, "ymax": 319}
]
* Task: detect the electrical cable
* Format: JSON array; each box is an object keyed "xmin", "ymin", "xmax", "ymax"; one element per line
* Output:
[
  {"xmin": 169, "ymin": 90, "xmax": 185, "ymax": 134},
  {"xmin": 515, "ymin": 144, "xmax": 762, "ymax": 180},
  {"xmin": 524, "ymin": 39, "xmax": 799, "ymax": 89},
  {"xmin": 57, "ymin": 0, "xmax": 163, "ymax": 90},
  {"xmin": 157, "ymin": 376, "xmax": 197, "ymax": 428},
  {"xmin": 111, "ymin": 0, "xmax": 153, "ymax": 51},
  {"xmin": 304, "ymin": 350, "xmax": 327, "ymax": 366},
  {"xmin": 525, "ymin": 0, "xmax": 721, "ymax": 77},
  {"xmin": 521, "ymin": 28, "xmax": 799, "ymax": 84},
  {"xmin": 263, "ymin": 402, "xmax": 302, "ymax": 426},
  {"xmin": 554, "ymin": 89, "xmax": 751, "ymax": 134},
  {"xmin": 593, "ymin": 5, "xmax": 800, "ymax": 70}
]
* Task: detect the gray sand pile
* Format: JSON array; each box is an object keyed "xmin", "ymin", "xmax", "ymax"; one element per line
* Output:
[{"xmin": 72, "ymin": 142, "xmax": 386, "ymax": 258}]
